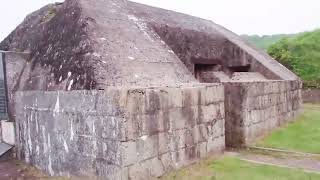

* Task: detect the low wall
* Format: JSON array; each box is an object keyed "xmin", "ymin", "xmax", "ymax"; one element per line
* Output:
[
  {"xmin": 303, "ymin": 89, "xmax": 320, "ymax": 103},
  {"xmin": 225, "ymin": 80, "xmax": 302, "ymax": 147},
  {"xmin": 15, "ymin": 84, "xmax": 225, "ymax": 179}
]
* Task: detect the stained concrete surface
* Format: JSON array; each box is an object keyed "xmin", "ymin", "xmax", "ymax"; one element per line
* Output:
[{"xmin": 15, "ymin": 85, "xmax": 226, "ymax": 179}]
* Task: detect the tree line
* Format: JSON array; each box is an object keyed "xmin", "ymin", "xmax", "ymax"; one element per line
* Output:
[{"xmin": 243, "ymin": 30, "xmax": 320, "ymax": 89}]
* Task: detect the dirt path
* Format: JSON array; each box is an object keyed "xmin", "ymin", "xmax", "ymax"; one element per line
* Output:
[
  {"xmin": 0, "ymin": 159, "xmax": 70, "ymax": 180},
  {"xmin": 0, "ymin": 159, "xmax": 94, "ymax": 180},
  {"xmin": 227, "ymin": 149, "xmax": 320, "ymax": 174},
  {"xmin": 239, "ymin": 153, "xmax": 320, "ymax": 174},
  {"xmin": 0, "ymin": 159, "xmax": 43, "ymax": 180},
  {"xmin": 1, "ymin": 150, "xmax": 319, "ymax": 179}
]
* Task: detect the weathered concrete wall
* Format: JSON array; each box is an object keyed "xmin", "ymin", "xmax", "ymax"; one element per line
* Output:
[
  {"xmin": 15, "ymin": 84, "xmax": 225, "ymax": 179},
  {"xmin": 225, "ymin": 80, "xmax": 302, "ymax": 147},
  {"xmin": 303, "ymin": 89, "xmax": 320, "ymax": 104}
]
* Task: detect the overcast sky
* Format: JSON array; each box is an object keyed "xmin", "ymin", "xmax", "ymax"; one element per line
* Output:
[{"xmin": 1, "ymin": 0, "xmax": 320, "ymax": 41}]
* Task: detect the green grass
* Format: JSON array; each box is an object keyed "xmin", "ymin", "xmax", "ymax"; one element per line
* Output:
[
  {"xmin": 258, "ymin": 104, "xmax": 320, "ymax": 154},
  {"xmin": 161, "ymin": 156, "xmax": 320, "ymax": 180}
]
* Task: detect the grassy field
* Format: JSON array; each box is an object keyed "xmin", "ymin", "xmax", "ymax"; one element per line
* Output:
[
  {"xmin": 161, "ymin": 156, "xmax": 320, "ymax": 180},
  {"xmin": 258, "ymin": 104, "xmax": 320, "ymax": 154}
]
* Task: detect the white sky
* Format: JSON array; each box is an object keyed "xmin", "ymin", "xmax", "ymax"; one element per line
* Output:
[{"xmin": 1, "ymin": 0, "xmax": 320, "ymax": 41}]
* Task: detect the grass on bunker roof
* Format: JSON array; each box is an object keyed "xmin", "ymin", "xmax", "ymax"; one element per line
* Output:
[
  {"xmin": 257, "ymin": 103, "xmax": 320, "ymax": 154},
  {"xmin": 160, "ymin": 156, "xmax": 320, "ymax": 180}
]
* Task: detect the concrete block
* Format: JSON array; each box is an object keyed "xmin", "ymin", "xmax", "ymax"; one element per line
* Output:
[
  {"xmin": 97, "ymin": 116, "xmax": 125, "ymax": 140},
  {"xmin": 207, "ymin": 136, "xmax": 225, "ymax": 154},
  {"xmin": 199, "ymin": 104, "xmax": 218, "ymax": 123},
  {"xmin": 218, "ymin": 102, "xmax": 225, "ymax": 119},
  {"xmin": 160, "ymin": 152, "xmax": 175, "ymax": 172},
  {"xmin": 263, "ymin": 82, "xmax": 271, "ymax": 94},
  {"xmin": 197, "ymin": 142, "xmax": 207, "ymax": 158},
  {"xmin": 93, "ymin": 163, "xmax": 123, "ymax": 179},
  {"xmin": 145, "ymin": 89, "xmax": 161, "ymax": 114},
  {"xmin": 141, "ymin": 111, "xmax": 170, "ymax": 136},
  {"xmin": 157, "ymin": 89, "xmax": 170, "ymax": 110},
  {"xmin": 136, "ymin": 135, "xmax": 159, "ymax": 162},
  {"xmin": 290, "ymin": 80, "xmax": 298, "ymax": 90},
  {"xmin": 121, "ymin": 141, "xmax": 138, "ymax": 167},
  {"xmin": 272, "ymin": 82, "xmax": 280, "ymax": 93},
  {"xmin": 170, "ymin": 129, "xmax": 194, "ymax": 151},
  {"xmin": 192, "ymin": 124, "xmax": 208, "ymax": 143},
  {"xmin": 158, "ymin": 132, "xmax": 170, "ymax": 155},
  {"xmin": 271, "ymin": 94, "xmax": 278, "ymax": 105},
  {"xmin": 128, "ymin": 157, "xmax": 165, "ymax": 179},
  {"xmin": 166, "ymin": 88, "xmax": 183, "ymax": 108},
  {"xmin": 203, "ymin": 85, "xmax": 224, "ymax": 105},
  {"xmin": 210, "ymin": 119, "xmax": 225, "ymax": 138},
  {"xmin": 182, "ymin": 87, "xmax": 200, "ymax": 106},
  {"xmin": 169, "ymin": 107, "xmax": 196, "ymax": 130},
  {"xmin": 279, "ymin": 82, "xmax": 286, "ymax": 92},
  {"xmin": 126, "ymin": 89, "xmax": 146, "ymax": 115},
  {"xmin": 1, "ymin": 121, "xmax": 15, "ymax": 145},
  {"xmin": 75, "ymin": 136, "xmax": 98, "ymax": 157},
  {"xmin": 123, "ymin": 114, "xmax": 143, "ymax": 140},
  {"xmin": 173, "ymin": 146, "xmax": 198, "ymax": 168},
  {"xmin": 112, "ymin": 167, "xmax": 129, "ymax": 180},
  {"xmin": 58, "ymin": 91, "xmax": 98, "ymax": 112},
  {"xmin": 69, "ymin": 113, "xmax": 99, "ymax": 137},
  {"xmin": 96, "ymin": 89, "xmax": 127, "ymax": 116},
  {"xmin": 268, "ymin": 117, "xmax": 279, "ymax": 130},
  {"xmin": 32, "ymin": 92, "xmax": 58, "ymax": 110}
]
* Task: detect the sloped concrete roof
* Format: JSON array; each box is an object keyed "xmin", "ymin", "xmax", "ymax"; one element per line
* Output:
[{"xmin": 0, "ymin": 0, "xmax": 298, "ymax": 91}]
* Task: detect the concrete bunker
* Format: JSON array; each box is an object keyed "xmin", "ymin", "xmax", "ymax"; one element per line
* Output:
[
  {"xmin": 152, "ymin": 24, "xmax": 302, "ymax": 147},
  {"xmin": 0, "ymin": 0, "xmax": 302, "ymax": 179}
]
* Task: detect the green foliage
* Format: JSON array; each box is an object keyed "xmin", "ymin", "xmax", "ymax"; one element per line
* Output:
[
  {"xmin": 258, "ymin": 104, "xmax": 320, "ymax": 153},
  {"xmin": 267, "ymin": 30, "xmax": 320, "ymax": 88},
  {"xmin": 241, "ymin": 34, "xmax": 295, "ymax": 50}
]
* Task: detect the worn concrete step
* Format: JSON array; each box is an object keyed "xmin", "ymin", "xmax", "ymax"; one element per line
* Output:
[
  {"xmin": 0, "ymin": 142, "xmax": 12, "ymax": 157},
  {"xmin": 1, "ymin": 121, "xmax": 15, "ymax": 145}
]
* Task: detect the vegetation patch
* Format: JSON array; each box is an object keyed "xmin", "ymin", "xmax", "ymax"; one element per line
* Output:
[
  {"xmin": 267, "ymin": 30, "xmax": 320, "ymax": 88},
  {"xmin": 258, "ymin": 104, "xmax": 320, "ymax": 154},
  {"xmin": 243, "ymin": 30, "xmax": 320, "ymax": 88},
  {"xmin": 160, "ymin": 156, "xmax": 320, "ymax": 180}
]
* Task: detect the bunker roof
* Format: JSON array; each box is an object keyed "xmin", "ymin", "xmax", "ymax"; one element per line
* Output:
[{"xmin": 0, "ymin": 0, "xmax": 298, "ymax": 90}]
